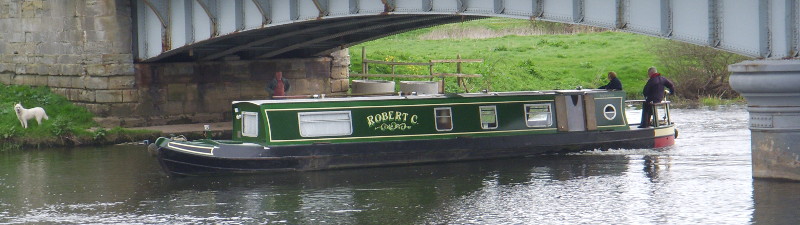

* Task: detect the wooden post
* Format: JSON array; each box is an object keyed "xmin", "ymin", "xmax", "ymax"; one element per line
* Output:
[
  {"xmin": 457, "ymin": 54, "xmax": 464, "ymax": 93},
  {"xmin": 361, "ymin": 47, "xmax": 368, "ymax": 77}
]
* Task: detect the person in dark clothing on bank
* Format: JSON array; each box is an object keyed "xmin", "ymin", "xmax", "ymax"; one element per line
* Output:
[
  {"xmin": 598, "ymin": 71, "xmax": 623, "ymax": 90},
  {"xmin": 639, "ymin": 67, "xmax": 675, "ymax": 128}
]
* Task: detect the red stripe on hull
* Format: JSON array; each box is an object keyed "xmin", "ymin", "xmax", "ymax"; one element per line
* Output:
[{"xmin": 654, "ymin": 135, "xmax": 675, "ymax": 148}]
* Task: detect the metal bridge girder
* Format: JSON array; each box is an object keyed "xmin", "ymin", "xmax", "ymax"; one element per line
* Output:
[{"xmin": 135, "ymin": 0, "xmax": 799, "ymax": 62}]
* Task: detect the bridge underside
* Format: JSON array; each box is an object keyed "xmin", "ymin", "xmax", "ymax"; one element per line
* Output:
[
  {"xmin": 148, "ymin": 14, "xmax": 486, "ymax": 63},
  {"xmin": 137, "ymin": 0, "xmax": 800, "ymax": 63}
]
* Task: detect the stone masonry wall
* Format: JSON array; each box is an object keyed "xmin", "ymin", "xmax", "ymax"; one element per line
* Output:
[
  {"xmin": 130, "ymin": 52, "xmax": 351, "ymax": 127},
  {"xmin": 0, "ymin": 0, "xmax": 137, "ymax": 123},
  {"xmin": 0, "ymin": 0, "xmax": 351, "ymax": 127}
]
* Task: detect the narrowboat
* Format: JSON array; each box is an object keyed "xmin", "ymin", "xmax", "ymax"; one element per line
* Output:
[{"xmin": 149, "ymin": 89, "xmax": 676, "ymax": 176}]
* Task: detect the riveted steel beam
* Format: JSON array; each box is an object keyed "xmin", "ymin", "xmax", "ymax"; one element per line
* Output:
[
  {"xmin": 456, "ymin": 0, "xmax": 466, "ymax": 13},
  {"xmin": 235, "ymin": 0, "xmax": 244, "ymax": 31},
  {"xmin": 532, "ymin": 0, "xmax": 543, "ymax": 18},
  {"xmin": 183, "ymin": 0, "xmax": 194, "ymax": 44},
  {"xmin": 142, "ymin": 0, "xmax": 169, "ymax": 28},
  {"xmin": 290, "ymin": 0, "xmax": 299, "ymax": 20},
  {"xmin": 787, "ymin": 0, "xmax": 798, "ymax": 57},
  {"xmin": 196, "ymin": 0, "xmax": 219, "ymax": 36},
  {"xmin": 422, "ymin": 0, "xmax": 432, "ymax": 12},
  {"xmin": 615, "ymin": 0, "xmax": 626, "ymax": 29},
  {"xmin": 256, "ymin": 16, "xmax": 446, "ymax": 59},
  {"xmin": 350, "ymin": 0, "xmax": 359, "ymax": 13},
  {"xmin": 200, "ymin": 16, "xmax": 400, "ymax": 61},
  {"xmin": 313, "ymin": 0, "xmax": 329, "ymax": 17},
  {"xmin": 660, "ymin": 0, "xmax": 672, "ymax": 37},
  {"xmin": 759, "ymin": 0, "xmax": 771, "ymax": 58},
  {"xmin": 573, "ymin": 0, "xmax": 584, "ymax": 23},
  {"xmin": 494, "ymin": 0, "xmax": 504, "ymax": 14},
  {"xmin": 708, "ymin": 0, "xmax": 720, "ymax": 47},
  {"xmin": 381, "ymin": 0, "xmax": 395, "ymax": 12},
  {"xmin": 252, "ymin": 0, "xmax": 271, "ymax": 25}
]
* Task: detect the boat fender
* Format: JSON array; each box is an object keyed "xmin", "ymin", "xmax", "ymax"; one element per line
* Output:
[
  {"xmin": 674, "ymin": 128, "xmax": 679, "ymax": 139},
  {"xmin": 147, "ymin": 143, "xmax": 159, "ymax": 157}
]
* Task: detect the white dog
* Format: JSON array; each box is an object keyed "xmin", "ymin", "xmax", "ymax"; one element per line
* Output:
[{"xmin": 14, "ymin": 103, "xmax": 49, "ymax": 128}]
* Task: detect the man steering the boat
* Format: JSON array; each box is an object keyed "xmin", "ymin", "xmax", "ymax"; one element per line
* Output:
[{"xmin": 639, "ymin": 67, "xmax": 675, "ymax": 128}]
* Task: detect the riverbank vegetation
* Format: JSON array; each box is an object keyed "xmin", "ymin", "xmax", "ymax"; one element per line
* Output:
[
  {"xmin": 350, "ymin": 18, "xmax": 750, "ymax": 103},
  {"xmin": 0, "ymin": 84, "xmax": 157, "ymax": 150}
]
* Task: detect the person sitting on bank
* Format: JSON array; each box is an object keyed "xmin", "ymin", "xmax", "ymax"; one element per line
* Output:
[
  {"xmin": 598, "ymin": 71, "xmax": 623, "ymax": 90},
  {"xmin": 639, "ymin": 67, "xmax": 675, "ymax": 128}
]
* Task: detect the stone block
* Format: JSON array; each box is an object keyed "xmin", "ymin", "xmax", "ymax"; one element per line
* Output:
[
  {"xmin": 288, "ymin": 78, "xmax": 327, "ymax": 95},
  {"xmin": 50, "ymin": 88, "xmax": 69, "ymax": 99},
  {"xmin": 24, "ymin": 64, "xmax": 39, "ymax": 74},
  {"xmin": 331, "ymin": 66, "xmax": 349, "ymax": 79},
  {"xmin": 306, "ymin": 61, "xmax": 332, "ymax": 79},
  {"xmin": 331, "ymin": 79, "xmax": 350, "ymax": 93},
  {"xmin": 165, "ymin": 102, "xmax": 185, "ymax": 115},
  {"xmin": 61, "ymin": 64, "xmax": 83, "ymax": 76},
  {"xmin": 74, "ymin": 89, "xmax": 96, "ymax": 102},
  {"xmin": 81, "ymin": 54, "xmax": 103, "ymax": 65},
  {"xmin": 0, "ymin": 73, "xmax": 12, "ymax": 84},
  {"xmin": 203, "ymin": 100, "xmax": 230, "ymax": 113},
  {"xmin": 82, "ymin": 76, "xmax": 109, "ymax": 89},
  {"xmin": 109, "ymin": 63, "xmax": 135, "ymax": 75},
  {"xmin": 182, "ymin": 101, "xmax": 199, "ymax": 113},
  {"xmin": 14, "ymin": 64, "xmax": 26, "ymax": 74},
  {"xmin": 122, "ymin": 89, "xmax": 140, "ymax": 103},
  {"xmin": 48, "ymin": 75, "xmax": 72, "ymax": 88},
  {"xmin": 39, "ymin": 55, "xmax": 56, "ymax": 64},
  {"xmin": 282, "ymin": 70, "xmax": 306, "ymax": 79},
  {"xmin": 86, "ymin": 64, "xmax": 105, "ymax": 75},
  {"xmin": 77, "ymin": 103, "xmax": 110, "ymax": 116},
  {"xmin": 85, "ymin": 30, "xmax": 106, "ymax": 43},
  {"xmin": 93, "ymin": 117, "xmax": 122, "ymax": 128},
  {"xmin": 167, "ymin": 83, "xmax": 187, "ymax": 101},
  {"xmin": 96, "ymin": 89, "xmax": 124, "ymax": 103},
  {"xmin": 57, "ymin": 54, "xmax": 82, "ymax": 64},
  {"xmin": 15, "ymin": 74, "xmax": 46, "ymax": 86},
  {"xmin": 102, "ymin": 54, "xmax": 133, "ymax": 64},
  {"xmin": 108, "ymin": 75, "xmax": 135, "ymax": 89},
  {"xmin": 0, "ymin": 63, "xmax": 13, "ymax": 73},
  {"xmin": 240, "ymin": 82, "xmax": 266, "ymax": 100},
  {"xmin": 109, "ymin": 103, "xmax": 140, "ymax": 118}
]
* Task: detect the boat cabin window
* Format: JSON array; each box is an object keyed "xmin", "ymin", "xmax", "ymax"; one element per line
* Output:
[
  {"xmin": 603, "ymin": 104, "xmax": 617, "ymax": 120},
  {"xmin": 524, "ymin": 104, "xmax": 553, "ymax": 127},
  {"xmin": 298, "ymin": 111, "xmax": 353, "ymax": 137},
  {"xmin": 241, "ymin": 112, "xmax": 259, "ymax": 137},
  {"xmin": 435, "ymin": 107, "xmax": 453, "ymax": 131},
  {"xmin": 479, "ymin": 106, "xmax": 498, "ymax": 129}
]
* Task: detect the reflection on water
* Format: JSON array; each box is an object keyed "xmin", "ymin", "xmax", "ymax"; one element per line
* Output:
[{"xmin": 0, "ymin": 106, "xmax": 798, "ymax": 224}]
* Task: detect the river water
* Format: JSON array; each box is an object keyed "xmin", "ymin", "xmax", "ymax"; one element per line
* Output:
[{"xmin": 1, "ymin": 106, "xmax": 798, "ymax": 224}]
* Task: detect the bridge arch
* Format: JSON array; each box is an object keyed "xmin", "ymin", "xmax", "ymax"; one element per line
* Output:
[{"xmin": 136, "ymin": 0, "xmax": 800, "ymax": 63}]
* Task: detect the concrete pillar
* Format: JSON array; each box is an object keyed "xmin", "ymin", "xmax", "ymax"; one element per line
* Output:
[{"xmin": 729, "ymin": 60, "xmax": 800, "ymax": 181}]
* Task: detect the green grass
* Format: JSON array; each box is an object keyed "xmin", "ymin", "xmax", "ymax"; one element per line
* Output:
[
  {"xmin": 0, "ymin": 84, "xmax": 158, "ymax": 149},
  {"xmin": 351, "ymin": 18, "xmax": 669, "ymax": 99},
  {"xmin": 0, "ymin": 84, "xmax": 95, "ymax": 141}
]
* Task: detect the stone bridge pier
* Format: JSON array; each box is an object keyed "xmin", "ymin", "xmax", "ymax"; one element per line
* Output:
[
  {"xmin": 730, "ymin": 60, "xmax": 800, "ymax": 181},
  {"xmin": 130, "ymin": 50, "xmax": 350, "ymax": 126},
  {"xmin": 0, "ymin": 0, "xmax": 349, "ymax": 127}
]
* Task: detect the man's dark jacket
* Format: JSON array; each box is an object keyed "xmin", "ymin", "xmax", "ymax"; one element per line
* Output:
[
  {"xmin": 599, "ymin": 77, "xmax": 623, "ymax": 90},
  {"xmin": 642, "ymin": 73, "xmax": 675, "ymax": 102}
]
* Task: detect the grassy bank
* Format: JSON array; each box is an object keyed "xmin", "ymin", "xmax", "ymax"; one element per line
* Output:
[
  {"xmin": 0, "ymin": 84, "xmax": 158, "ymax": 150},
  {"xmin": 350, "ymin": 18, "xmax": 672, "ymax": 100}
]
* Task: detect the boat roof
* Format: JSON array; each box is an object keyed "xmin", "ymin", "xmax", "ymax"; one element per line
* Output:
[{"xmin": 233, "ymin": 89, "xmax": 612, "ymax": 105}]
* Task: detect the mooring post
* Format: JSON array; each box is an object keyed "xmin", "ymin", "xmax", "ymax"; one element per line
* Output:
[{"xmin": 729, "ymin": 60, "xmax": 800, "ymax": 181}]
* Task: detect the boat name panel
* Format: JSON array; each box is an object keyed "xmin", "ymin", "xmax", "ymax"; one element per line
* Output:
[{"xmin": 367, "ymin": 111, "xmax": 419, "ymax": 131}]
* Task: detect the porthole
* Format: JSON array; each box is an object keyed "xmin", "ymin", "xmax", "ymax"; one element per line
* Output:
[{"xmin": 603, "ymin": 104, "xmax": 617, "ymax": 120}]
